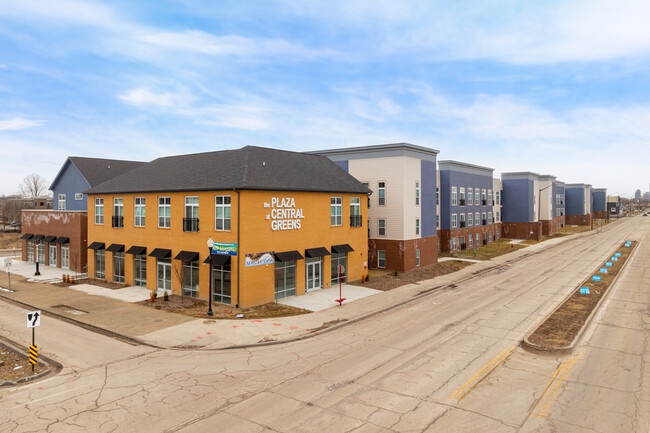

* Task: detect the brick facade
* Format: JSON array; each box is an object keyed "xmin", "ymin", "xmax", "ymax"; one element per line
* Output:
[
  {"xmin": 593, "ymin": 210, "xmax": 608, "ymax": 220},
  {"xmin": 21, "ymin": 210, "xmax": 88, "ymax": 273},
  {"xmin": 438, "ymin": 225, "xmax": 498, "ymax": 252},
  {"xmin": 541, "ymin": 215, "xmax": 566, "ymax": 236},
  {"xmin": 501, "ymin": 221, "xmax": 540, "ymax": 240},
  {"xmin": 369, "ymin": 236, "xmax": 438, "ymax": 272},
  {"xmin": 565, "ymin": 213, "xmax": 592, "ymax": 226}
]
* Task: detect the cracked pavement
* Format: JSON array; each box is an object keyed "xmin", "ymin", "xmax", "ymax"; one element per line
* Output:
[{"xmin": 1, "ymin": 216, "xmax": 648, "ymax": 432}]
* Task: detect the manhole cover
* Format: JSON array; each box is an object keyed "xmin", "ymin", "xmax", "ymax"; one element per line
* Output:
[{"xmin": 51, "ymin": 304, "xmax": 88, "ymax": 315}]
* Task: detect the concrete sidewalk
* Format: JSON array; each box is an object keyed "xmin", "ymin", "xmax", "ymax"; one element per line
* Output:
[{"xmin": 0, "ymin": 224, "xmax": 616, "ymax": 350}]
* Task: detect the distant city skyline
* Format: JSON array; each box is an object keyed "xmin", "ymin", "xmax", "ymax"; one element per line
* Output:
[{"xmin": 2, "ymin": 1, "xmax": 650, "ymax": 196}]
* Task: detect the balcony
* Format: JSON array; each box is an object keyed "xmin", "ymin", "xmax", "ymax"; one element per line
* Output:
[
  {"xmin": 350, "ymin": 215, "xmax": 362, "ymax": 227},
  {"xmin": 482, "ymin": 219, "xmax": 487, "ymax": 226},
  {"xmin": 183, "ymin": 218, "xmax": 199, "ymax": 232},
  {"xmin": 459, "ymin": 199, "xmax": 466, "ymax": 206},
  {"xmin": 112, "ymin": 216, "xmax": 124, "ymax": 228},
  {"xmin": 460, "ymin": 221, "xmax": 466, "ymax": 228},
  {"xmin": 482, "ymin": 199, "xmax": 487, "ymax": 206}
]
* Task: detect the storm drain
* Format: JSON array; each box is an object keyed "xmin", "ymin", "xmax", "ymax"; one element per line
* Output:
[{"xmin": 51, "ymin": 304, "xmax": 88, "ymax": 316}]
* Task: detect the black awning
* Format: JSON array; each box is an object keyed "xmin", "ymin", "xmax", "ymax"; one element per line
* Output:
[
  {"xmin": 106, "ymin": 243, "xmax": 125, "ymax": 253},
  {"xmin": 203, "ymin": 254, "xmax": 231, "ymax": 266},
  {"xmin": 54, "ymin": 237, "xmax": 69, "ymax": 244},
  {"xmin": 174, "ymin": 250, "xmax": 199, "ymax": 261},
  {"xmin": 32, "ymin": 235, "xmax": 44, "ymax": 241},
  {"xmin": 149, "ymin": 248, "xmax": 172, "ymax": 259},
  {"xmin": 20, "ymin": 233, "xmax": 34, "ymax": 240},
  {"xmin": 331, "ymin": 244, "xmax": 354, "ymax": 254},
  {"xmin": 126, "ymin": 245, "xmax": 146, "ymax": 255},
  {"xmin": 88, "ymin": 242, "xmax": 105, "ymax": 250},
  {"xmin": 43, "ymin": 236, "xmax": 57, "ymax": 243},
  {"xmin": 274, "ymin": 250, "xmax": 304, "ymax": 262},
  {"xmin": 305, "ymin": 247, "xmax": 331, "ymax": 258}
]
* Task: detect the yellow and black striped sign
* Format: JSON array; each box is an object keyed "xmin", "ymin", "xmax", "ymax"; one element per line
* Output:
[{"xmin": 29, "ymin": 344, "xmax": 37, "ymax": 365}]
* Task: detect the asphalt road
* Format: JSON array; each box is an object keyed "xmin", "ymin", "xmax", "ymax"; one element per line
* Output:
[{"xmin": 0, "ymin": 216, "xmax": 648, "ymax": 433}]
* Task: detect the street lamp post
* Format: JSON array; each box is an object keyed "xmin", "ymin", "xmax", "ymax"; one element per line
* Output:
[
  {"xmin": 34, "ymin": 240, "xmax": 41, "ymax": 276},
  {"xmin": 207, "ymin": 247, "xmax": 213, "ymax": 317}
]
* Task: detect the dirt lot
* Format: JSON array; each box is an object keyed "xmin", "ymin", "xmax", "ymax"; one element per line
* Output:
[
  {"xmin": 441, "ymin": 239, "xmax": 527, "ymax": 261},
  {"xmin": 527, "ymin": 241, "xmax": 635, "ymax": 349},
  {"xmin": 0, "ymin": 345, "xmax": 47, "ymax": 384},
  {"xmin": 135, "ymin": 294, "xmax": 311, "ymax": 319},
  {"xmin": 0, "ymin": 232, "xmax": 21, "ymax": 250},
  {"xmin": 362, "ymin": 260, "xmax": 474, "ymax": 291}
]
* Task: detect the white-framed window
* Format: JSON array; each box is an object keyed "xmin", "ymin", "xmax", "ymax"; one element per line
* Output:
[
  {"xmin": 451, "ymin": 187, "xmax": 457, "ymax": 206},
  {"xmin": 460, "ymin": 213, "xmax": 466, "ymax": 227},
  {"xmin": 113, "ymin": 198, "xmax": 124, "ymax": 228},
  {"xmin": 436, "ymin": 215, "xmax": 440, "ymax": 229},
  {"xmin": 183, "ymin": 260, "xmax": 200, "ymax": 298},
  {"xmin": 415, "ymin": 218, "xmax": 420, "ymax": 235},
  {"xmin": 489, "ymin": 231, "xmax": 493, "ymax": 242},
  {"xmin": 468, "ymin": 212, "xmax": 474, "ymax": 226},
  {"xmin": 474, "ymin": 189, "xmax": 480, "ymax": 205},
  {"xmin": 184, "ymin": 196, "xmax": 199, "ymax": 232},
  {"xmin": 75, "ymin": 193, "xmax": 83, "ymax": 201},
  {"xmin": 475, "ymin": 212, "xmax": 480, "ymax": 224},
  {"xmin": 436, "ymin": 187, "xmax": 439, "ymax": 205},
  {"xmin": 158, "ymin": 196, "xmax": 171, "ymax": 228},
  {"xmin": 58, "ymin": 194, "xmax": 66, "ymax": 210},
  {"xmin": 350, "ymin": 197, "xmax": 361, "ymax": 227},
  {"xmin": 415, "ymin": 182, "xmax": 420, "ymax": 206},
  {"xmin": 482, "ymin": 212, "xmax": 487, "ymax": 225},
  {"xmin": 113, "ymin": 251, "xmax": 125, "ymax": 283},
  {"xmin": 215, "ymin": 195, "xmax": 232, "ymax": 230},
  {"xmin": 468, "ymin": 188, "xmax": 473, "ymax": 206},
  {"xmin": 49, "ymin": 244, "xmax": 57, "ymax": 267},
  {"xmin": 134, "ymin": 254, "xmax": 146, "ymax": 287},
  {"xmin": 488, "ymin": 212, "xmax": 493, "ymax": 224},
  {"xmin": 378, "ymin": 219, "xmax": 386, "ymax": 236},
  {"xmin": 452, "ymin": 237, "xmax": 458, "ymax": 251},
  {"xmin": 331, "ymin": 197, "xmax": 342, "ymax": 226},
  {"xmin": 459, "ymin": 187, "xmax": 465, "ymax": 205},
  {"xmin": 496, "ymin": 191, "xmax": 500, "ymax": 205},
  {"xmin": 95, "ymin": 198, "xmax": 104, "ymax": 224},
  {"xmin": 27, "ymin": 241, "xmax": 34, "ymax": 262},
  {"xmin": 95, "ymin": 249, "xmax": 105, "ymax": 279},
  {"xmin": 481, "ymin": 189, "xmax": 487, "ymax": 204},
  {"xmin": 134, "ymin": 197, "xmax": 146, "ymax": 227},
  {"xmin": 61, "ymin": 244, "xmax": 70, "ymax": 269},
  {"xmin": 488, "ymin": 189, "xmax": 493, "ymax": 205},
  {"xmin": 377, "ymin": 250, "xmax": 386, "ymax": 268},
  {"xmin": 451, "ymin": 213, "xmax": 458, "ymax": 228},
  {"xmin": 416, "ymin": 249, "xmax": 420, "ymax": 267},
  {"xmin": 496, "ymin": 211, "xmax": 500, "ymax": 222},
  {"xmin": 476, "ymin": 233, "xmax": 480, "ymax": 245},
  {"xmin": 468, "ymin": 234, "xmax": 473, "ymax": 247},
  {"xmin": 378, "ymin": 182, "xmax": 386, "ymax": 206}
]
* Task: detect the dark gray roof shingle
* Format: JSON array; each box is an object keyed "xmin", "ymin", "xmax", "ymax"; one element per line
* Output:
[
  {"xmin": 85, "ymin": 146, "xmax": 370, "ymax": 195},
  {"xmin": 69, "ymin": 157, "xmax": 146, "ymax": 187}
]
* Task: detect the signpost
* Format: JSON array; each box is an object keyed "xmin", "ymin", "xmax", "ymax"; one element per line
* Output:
[
  {"xmin": 334, "ymin": 265, "xmax": 346, "ymax": 306},
  {"xmin": 592, "ymin": 275, "xmax": 601, "ymax": 282},
  {"xmin": 4, "ymin": 258, "xmax": 11, "ymax": 291},
  {"xmin": 600, "ymin": 267, "xmax": 607, "ymax": 273},
  {"xmin": 580, "ymin": 287, "xmax": 590, "ymax": 294},
  {"xmin": 26, "ymin": 310, "xmax": 41, "ymax": 371},
  {"xmin": 605, "ymin": 262, "xmax": 613, "ymax": 267}
]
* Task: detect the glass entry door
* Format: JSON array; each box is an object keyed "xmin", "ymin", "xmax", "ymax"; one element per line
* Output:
[
  {"xmin": 305, "ymin": 257, "xmax": 322, "ymax": 292},
  {"xmin": 157, "ymin": 258, "xmax": 172, "ymax": 291}
]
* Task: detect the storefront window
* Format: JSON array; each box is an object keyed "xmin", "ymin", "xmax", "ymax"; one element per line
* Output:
[
  {"xmin": 95, "ymin": 249, "xmax": 105, "ymax": 279},
  {"xmin": 37, "ymin": 243, "xmax": 45, "ymax": 264},
  {"xmin": 305, "ymin": 257, "xmax": 322, "ymax": 291},
  {"xmin": 134, "ymin": 254, "xmax": 147, "ymax": 287},
  {"xmin": 113, "ymin": 251, "xmax": 125, "ymax": 283},
  {"xmin": 274, "ymin": 261, "xmax": 296, "ymax": 300},
  {"xmin": 49, "ymin": 244, "xmax": 57, "ymax": 267},
  {"xmin": 61, "ymin": 244, "xmax": 70, "ymax": 269},
  {"xmin": 183, "ymin": 260, "xmax": 199, "ymax": 297},
  {"xmin": 27, "ymin": 241, "xmax": 34, "ymax": 262},
  {"xmin": 157, "ymin": 257, "xmax": 172, "ymax": 291},
  {"xmin": 212, "ymin": 264, "xmax": 231, "ymax": 304},
  {"xmin": 331, "ymin": 253, "xmax": 347, "ymax": 285}
]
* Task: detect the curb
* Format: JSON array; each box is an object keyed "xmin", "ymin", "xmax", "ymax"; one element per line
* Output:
[
  {"xmin": 521, "ymin": 240, "xmax": 640, "ymax": 354},
  {"xmin": 0, "ymin": 335, "xmax": 63, "ymax": 387},
  {"xmin": 0, "ymin": 221, "xmax": 634, "ymax": 352}
]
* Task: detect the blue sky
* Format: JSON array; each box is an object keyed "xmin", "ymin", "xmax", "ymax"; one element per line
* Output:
[{"xmin": 1, "ymin": 0, "xmax": 650, "ymax": 197}]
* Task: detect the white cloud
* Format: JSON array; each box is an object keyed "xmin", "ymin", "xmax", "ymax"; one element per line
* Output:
[
  {"xmin": 0, "ymin": 117, "xmax": 45, "ymax": 131},
  {"xmin": 118, "ymin": 88, "xmax": 192, "ymax": 107}
]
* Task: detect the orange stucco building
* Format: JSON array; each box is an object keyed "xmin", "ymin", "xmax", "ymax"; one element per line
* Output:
[{"xmin": 85, "ymin": 146, "xmax": 369, "ymax": 308}]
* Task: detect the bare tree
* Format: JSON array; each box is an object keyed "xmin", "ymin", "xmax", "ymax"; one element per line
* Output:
[
  {"xmin": 19, "ymin": 174, "xmax": 49, "ymax": 198},
  {"xmin": 173, "ymin": 261, "xmax": 185, "ymax": 305}
]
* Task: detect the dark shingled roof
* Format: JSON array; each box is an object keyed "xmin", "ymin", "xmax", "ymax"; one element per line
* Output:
[
  {"xmin": 50, "ymin": 157, "xmax": 146, "ymax": 190},
  {"xmin": 86, "ymin": 146, "xmax": 370, "ymax": 195}
]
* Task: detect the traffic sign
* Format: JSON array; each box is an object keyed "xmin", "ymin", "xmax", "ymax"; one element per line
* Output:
[
  {"xmin": 4, "ymin": 258, "xmax": 11, "ymax": 271},
  {"xmin": 592, "ymin": 275, "xmax": 601, "ymax": 282},
  {"xmin": 29, "ymin": 344, "xmax": 37, "ymax": 365},
  {"xmin": 26, "ymin": 311, "xmax": 41, "ymax": 328}
]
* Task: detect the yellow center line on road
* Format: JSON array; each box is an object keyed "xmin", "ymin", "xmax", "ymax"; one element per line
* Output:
[
  {"xmin": 449, "ymin": 345, "xmax": 515, "ymax": 402},
  {"xmin": 530, "ymin": 352, "xmax": 582, "ymax": 419}
]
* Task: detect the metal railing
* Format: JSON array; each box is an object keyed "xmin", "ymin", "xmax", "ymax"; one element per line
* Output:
[
  {"xmin": 183, "ymin": 218, "xmax": 199, "ymax": 232},
  {"xmin": 350, "ymin": 215, "xmax": 362, "ymax": 227},
  {"xmin": 112, "ymin": 216, "xmax": 124, "ymax": 228}
]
